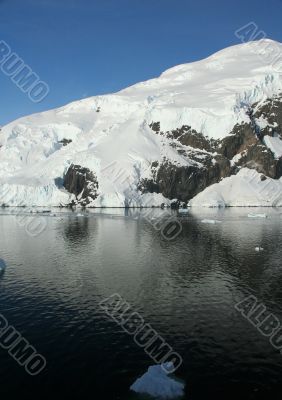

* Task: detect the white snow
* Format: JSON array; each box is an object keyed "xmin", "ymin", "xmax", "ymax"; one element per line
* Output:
[
  {"xmin": 1, "ymin": 39, "xmax": 282, "ymax": 207},
  {"xmin": 0, "ymin": 182, "xmax": 72, "ymax": 207},
  {"xmin": 189, "ymin": 168, "xmax": 282, "ymax": 207},
  {"xmin": 230, "ymin": 151, "xmax": 244, "ymax": 166},
  {"xmin": 264, "ymin": 134, "xmax": 282, "ymax": 158},
  {"xmin": 130, "ymin": 363, "xmax": 185, "ymax": 399},
  {"xmin": 255, "ymin": 116, "xmax": 274, "ymax": 130}
]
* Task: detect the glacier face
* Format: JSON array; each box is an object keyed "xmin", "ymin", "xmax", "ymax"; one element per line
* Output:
[{"xmin": 1, "ymin": 39, "xmax": 282, "ymax": 207}]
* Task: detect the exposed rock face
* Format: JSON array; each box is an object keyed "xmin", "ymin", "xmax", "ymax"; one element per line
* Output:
[
  {"xmin": 139, "ymin": 156, "xmax": 234, "ymax": 203},
  {"xmin": 64, "ymin": 164, "xmax": 99, "ymax": 206},
  {"xmin": 253, "ymin": 94, "xmax": 282, "ymax": 136},
  {"xmin": 218, "ymin": 122, "xmax": 282, "ymax": 179},
  {"xmin": 152, "ymin": 123, "xmax": 217, "ymax": 152},
  {"xmin": 59, "ymin": 138, "xmax": 72, "ymax": 146},
  {"xmin": 218, "ymin": 123, "xmax": 257, "ymax": 159},
  {"xmin": 142, "ymin": 96, "xmax": 282, "ymax": 203},
  {"xmin": 237, "ymin": 143, "xmax": 282, "ymax": 179},
  {"xmin": 165, "ymin": 125, "xmax": 215, "ymax": 152},
  {"xmin": 149, "ymin": 121, "xmax": 160, "ymax": 133}
]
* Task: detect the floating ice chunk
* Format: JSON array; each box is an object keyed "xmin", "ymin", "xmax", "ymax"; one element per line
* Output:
[
  {"xmin": 248, "ymin": 213, "xmax": 267, "ymax": 218},
  {"xmin": 201, "ymin": 219, "xmax": 222, "ymax": 224},
  {"xmin": 130, "ymin": 363, "xmax": 185, "ymax": 399},
  {"xmin": 178, "ymin": 209, "xmax": 189, "ymax": 214},
  {"xmin": 255, "ymin": 246, "xmax": 264, "ymax": 252},
  {"xmin": 0, "ymin": 259, "xmax": 7, "ymax": 273}
]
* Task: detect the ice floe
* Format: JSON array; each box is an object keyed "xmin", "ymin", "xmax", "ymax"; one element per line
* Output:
[
  {"xmin": 201, "ymin": 219, "xmax": 222, "ymax": 224},
  {"xmin": 130, "ymin": 363, "xmax": 185, "ymax": 399},
  {"xmin": 248, "ymin": 213, "xmax": 267, "ymax": 218},
  {"xmin": 255, "ymin": 246, "xmax": 264, "ymax": 252}
]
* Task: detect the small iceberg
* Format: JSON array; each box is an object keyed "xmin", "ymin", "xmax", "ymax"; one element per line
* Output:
[
  {"xmin": 201, "ymin": 219, "xmax": 222, "ymax": 224},
  {"xmin": 0, "ymin": 259, "xmax": 7, "ymax": 275},
  {"xmin": 130, "ymin": 362, "xmax": 185, "ymax": 399},
  {"xmin": 178, "ymin": 209, "xmax": 189, "ymax": 214},
  {"xmin": 255, "ymin": 246, "xmax": 264, "ymax": 252},
  {"xmin": 248, "ymin": 213, "xmax": 267, "ymax": 219}
]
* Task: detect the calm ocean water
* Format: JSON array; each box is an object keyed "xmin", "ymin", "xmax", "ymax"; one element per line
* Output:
[{"xmin": 0, "ymin": 207, "xmax": 282, "ymax": 399}]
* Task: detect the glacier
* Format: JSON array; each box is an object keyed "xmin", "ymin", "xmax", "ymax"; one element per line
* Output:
[{"xmin": 1, "ymin": 39, "xmax": 282, "ymax": 207}]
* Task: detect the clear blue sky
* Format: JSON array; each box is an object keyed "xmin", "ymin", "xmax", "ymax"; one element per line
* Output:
[{"xmin": 1, "ymin": 0, "xmax": 282, "ymax": 125}]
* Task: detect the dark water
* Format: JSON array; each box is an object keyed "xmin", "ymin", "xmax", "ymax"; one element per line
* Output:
[{"xmin": 0, "ymin": 207, "xmax": 282, "ymax": 399}]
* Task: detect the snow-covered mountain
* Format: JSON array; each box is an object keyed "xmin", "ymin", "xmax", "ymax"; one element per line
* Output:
[{"xmin": 1, "ymin": 39, "xmax": 282, "ymax": 207}]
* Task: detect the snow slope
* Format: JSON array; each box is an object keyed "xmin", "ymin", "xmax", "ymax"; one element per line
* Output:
[
  {"xmin": 189, "ymin": 168, "xmax": 282, "ymax": 207},
  {"xmin": 1, "ymin": 39, "xmax": 282, "ymax": 207}
]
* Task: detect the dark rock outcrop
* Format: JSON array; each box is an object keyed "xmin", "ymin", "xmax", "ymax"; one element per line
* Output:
[
  {"xmin": 237, "ymin": 143, "xmax": 282, "ymax": 179},
  {"xmin": 218, "ymin": 122, "xmax": 282, "ymax": 178},
  {"xmin": 150, "ymin": 123, "xmax": 217, "ymax": 152},
  {"xmin": 218, "ymin": 123, "xmax": 257, "ymax": 159},
  {"xmin": 144, "ymin": 95, "xmax": 282, "ymax": 203},
  {"xmin": 59, "ymin": 138, "xmax": 72, "ymax": 146},
  {"xmin": 149, "ymin": 121, "xmax": 161, "ymax": 133},
  {"xmin": 64, "ymin": 164, "xmax": 99, "ymax": 206},
  {"xmin": 166, "ymin": 126, "xmax": 216, "ymax": 152},
  {"xmin": 138, "ymin": 155, "xmax": 234, "ymax": 203},
  {"xmin": 253, "ymin": 93, "xmax": 282, "ymax": 136}
]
